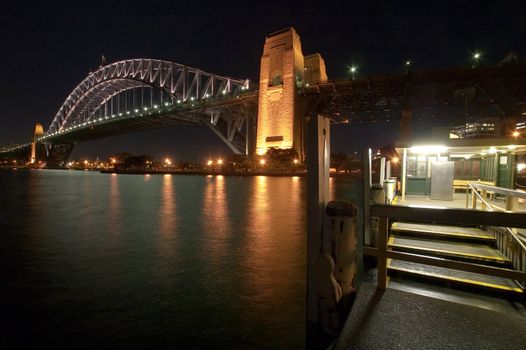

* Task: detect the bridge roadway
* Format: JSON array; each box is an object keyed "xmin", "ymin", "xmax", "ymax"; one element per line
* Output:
[{"xmin": 2, "ymin": 62, "xmax": 526, "ymax": 165}]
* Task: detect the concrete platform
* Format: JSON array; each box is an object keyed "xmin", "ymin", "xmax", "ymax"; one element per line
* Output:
[{"xmin": 333, "ymin": 283, "xmax": 526, "ymax": 350}]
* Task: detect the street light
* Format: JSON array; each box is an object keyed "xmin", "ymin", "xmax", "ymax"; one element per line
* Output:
[
  {"xmin": 513, "ymin": 130, "xmax": 520, "ymax": 137},
  {"xmin": 472, "ymin": 51, "xmax": 482, "ymax": 68},
  {"xmin": 207, "ymin": 160, "xmax": 213, "ymax": 166},
  {"xmin": 217, "ymin": 159, "xmax": 223, "ymax": 165},
  {"xmin": 349, "ymin": 65, "xmax": 357, "ymax": 80},
  {"xmin": 165, "ymin": 158, "xmax": 172, "ymax": 166},
  {"xmin": 259, "ymin": 159, "xmax": 266, "ymax": 165},
  {"xmin": 293, "ymin": 159, "xmax": 299, "ymax": 165}
]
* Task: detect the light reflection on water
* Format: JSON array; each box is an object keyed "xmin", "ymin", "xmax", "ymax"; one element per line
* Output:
[{"xmin": 0, "ymin": 170, "xmax": 360, "ymax": 349}]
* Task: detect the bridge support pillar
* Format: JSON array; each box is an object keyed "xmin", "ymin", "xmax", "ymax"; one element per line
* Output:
[
  {"xmin": 45, "ymin": 143, "xmax": 74, "ymax": 168},
  {"xmin": 30, "ymin": 123, "xmax": 45, "ymax": 165},
  {"xmin": 306, "ymin": 114, "xmax": 331, "ymax": 338}
]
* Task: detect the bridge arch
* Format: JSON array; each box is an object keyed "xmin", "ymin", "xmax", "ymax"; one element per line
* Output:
[{"xmin": 48, "ymin": 59, "xmax": 250, "ymax": 134}]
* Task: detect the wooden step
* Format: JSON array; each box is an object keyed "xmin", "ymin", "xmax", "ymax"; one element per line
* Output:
[
  {"xmin": 388, "ymin": 236, "xmax": 512, "ymax": 267},
  {"xmin": 391, "ymin": 222, "xmax": 495, "ymax": 244},
  {"xmin": 388, "ymin": 259, "xmax": 523, "ymax": 295}
]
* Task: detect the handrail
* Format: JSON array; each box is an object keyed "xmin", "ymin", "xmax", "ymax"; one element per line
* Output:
[
  {"xmin": 466, "ymin": 183, "xmax": 526, "ymax": 254},
  {"xmin": 370, "ymin": 204, "xmax": 526, "ymax": 228},
  {"xmin": 468, "ymin": 183, "xmax": 492, "ymax": 209},
  {"xmin": 367, "ymin": 204, "xmax": 526, "ymax": 290},
  {"xmin": 470, "ymin": 182, "xmax": 526, "ymax": 200}
]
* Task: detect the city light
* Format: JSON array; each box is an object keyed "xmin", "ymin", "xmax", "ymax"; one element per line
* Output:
[
  {"xmin": 349, "ymin": 65, "xmax": 358, "ymax": 80},
  {"xmin": 472, "ymin": 51, "xmax": 482, "ymax": 68},
  {"xmin": 207, "ymin": 160, "xmax": 213, "ymax": 166},
  {"xmin": 217, "ymin": 159, "xmax": 223, "ymax": 165},
  {"xmin": 293, "ymin": 159, "xmax": 299, "ymax": 164},
  {"xmin": 111, "ymin": 158, "xmax": 116, "ymax": 164},
  {"xmin": 259, "ymin": 159, "xmax": 266, "ymax": 165},
  {"xmin": 165, "ymin": 158, "xmax": 171, "ymax": 166},
  {"xmin": 513, "ymin": 130, "xmax": 520, "ymax": 137},
  {"xmin": 405, "ymin": 60, "xmax": 411, "ymax": 66},
  {"xmin": 392, "ymin": 157, "xmax": 399, "ymax": 163}
]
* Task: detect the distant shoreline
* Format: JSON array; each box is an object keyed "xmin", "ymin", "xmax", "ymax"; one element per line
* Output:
[
  {"xmin": 0, "ymin": 166, "xmax": 361, "ymax": 178},
  {"xmin": 100, "ymin": 169, "xmax": 360, "ymax": 178}
]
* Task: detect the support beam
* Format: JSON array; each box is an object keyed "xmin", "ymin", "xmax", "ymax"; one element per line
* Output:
[
  {"xmin": 380, "ymin": 157, "xmax": 386, "ymax": 184},
  {"xmin": 306, "ymin": 114, "xmax": 330, "ymax": 327},
  {"xmin": 401, "ymin": 148, "xmax": 407, "ymax": 202},
  {"xmin": 363, "ymin": 149, "xmax": 372, "ymax": 245}
]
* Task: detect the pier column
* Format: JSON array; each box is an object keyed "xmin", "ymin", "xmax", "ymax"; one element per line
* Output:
[
  {"xmin": 306, "ymin": 114, "xmax": 330, "ymax": 328},
  {"xmin": 401, "ymin": 148, "xmax": 407, "ymax": 202},
  {"xmin": 30, "ymin": 123, "xmax": 44, "ymax": 164}
]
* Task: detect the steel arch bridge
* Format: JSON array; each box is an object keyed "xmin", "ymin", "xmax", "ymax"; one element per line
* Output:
[{"xmin": 2, "ymin": 58, "xmax": 258, "ymax": 166}]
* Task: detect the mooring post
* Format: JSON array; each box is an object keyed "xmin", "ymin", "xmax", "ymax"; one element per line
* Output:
[{"xmin": 306, "ymin": 114, "xmax": 331, "ymax": 331}]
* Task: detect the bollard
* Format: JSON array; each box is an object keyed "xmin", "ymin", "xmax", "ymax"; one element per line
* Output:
[
  {"xmin": 370, "ymin": 183, "xmax": 385, "ymax": 248},
  {"xmin": 316, "ymin": 200, "xmax": 358, "ymax": 335}
]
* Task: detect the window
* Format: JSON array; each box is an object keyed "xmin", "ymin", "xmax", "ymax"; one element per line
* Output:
[{"xmin": 407, "ymin": 155, "xmax": 427, "ymax": 177}]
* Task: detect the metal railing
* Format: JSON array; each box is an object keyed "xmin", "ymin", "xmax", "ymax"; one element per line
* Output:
[
  {"xmin": 364, "ymin": 204, "xmax": 526, "ymax": 290},
  {"xmin": 466, "ymin": 182, "xmax": 526, "ymax": 278}
]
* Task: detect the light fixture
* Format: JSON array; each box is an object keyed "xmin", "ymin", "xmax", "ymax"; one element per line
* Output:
[{"xmin": 409, "ymin": 145, "xmax": 448, "ymax": 154}]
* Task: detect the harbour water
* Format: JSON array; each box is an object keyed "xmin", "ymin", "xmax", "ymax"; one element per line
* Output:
[{"xmin": 0, "ymin": 169, "xmax": 360, "ymax": 349}]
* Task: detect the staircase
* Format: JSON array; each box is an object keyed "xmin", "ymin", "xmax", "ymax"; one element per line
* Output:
[{"xmin": 386, "ymin": 222, "xmax": 524, "ymax": 296}]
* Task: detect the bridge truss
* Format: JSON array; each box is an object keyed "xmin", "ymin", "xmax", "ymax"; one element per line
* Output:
[
  {"xmin": 32, "ymin": 59, "xmax": 254, "ymax": 165},
  {"xmin": 303, "ymin": 63, "xmax": 526, "ymax": 127}
]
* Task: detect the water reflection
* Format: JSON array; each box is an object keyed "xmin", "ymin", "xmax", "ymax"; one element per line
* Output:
[
  {"xmin": 107, "ymin": 173, "xmax": 121, "ymax": 233},
  {"xmin": 202, "ymin": 175, "xmax": 230, "ymax": 263},
  {"xmin": 241, "ymin": 176, "xmax": 305, "ymax": 344},
  {"xmin": 159, "ymin": 174, "xmax": 176, "ymax": 235}
]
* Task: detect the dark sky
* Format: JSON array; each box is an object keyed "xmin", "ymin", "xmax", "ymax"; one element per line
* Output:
[{"xmin": 1, "ymin": 0, "xmax": 525, "ymax": 161}]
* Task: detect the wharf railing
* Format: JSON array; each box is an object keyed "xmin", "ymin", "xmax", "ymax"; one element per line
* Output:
[
  {"xmin": 364, "ymin": 204, "xmax": 526, "ymax": 290},
  {"xmin": 466, "ymin": 182, "xmax": 526, "ymax": 275}
]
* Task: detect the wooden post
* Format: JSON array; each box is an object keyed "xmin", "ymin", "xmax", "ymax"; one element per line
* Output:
[
  {"xmin": 306, "ymin": 114, "xmax": 331, "ymax": 326},
  {"xmin": 505, "ymin": 195, "xmax": 518, "ymax": 212},
  {"xmin": 401, "ymin": 148, "xmax": 407, "ymax": 202},
  {"xmin": 377, "ymin": 217, "xmax": 389, "ymax": 290},
  {"xmin": 380, "ymin": 157, "xmax": 386, "ymax": 184},
  {"xmin": 363, "ymin": 149, "xmax": 372, "ymax": 245}
]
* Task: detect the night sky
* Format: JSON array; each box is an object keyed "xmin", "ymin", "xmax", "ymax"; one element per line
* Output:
[{"xmin": 1, "ymin": 0, "xmax": 525, "ymax": 161}]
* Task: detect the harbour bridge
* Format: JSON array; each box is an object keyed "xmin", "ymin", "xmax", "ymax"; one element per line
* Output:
[{"xmin": 1, "ymin": 28, "xmax": 526, "ymax": 166}]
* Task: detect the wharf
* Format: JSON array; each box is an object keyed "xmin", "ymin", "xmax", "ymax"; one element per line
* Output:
[{"xmin": 332, "ymin": 283, "xmax": 526, "ymax": 350}]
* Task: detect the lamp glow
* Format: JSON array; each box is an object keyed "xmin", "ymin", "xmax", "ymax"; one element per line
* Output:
[{"xmin": 409, "ymin": 145, "xmax": 448, "ymax": 154}]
